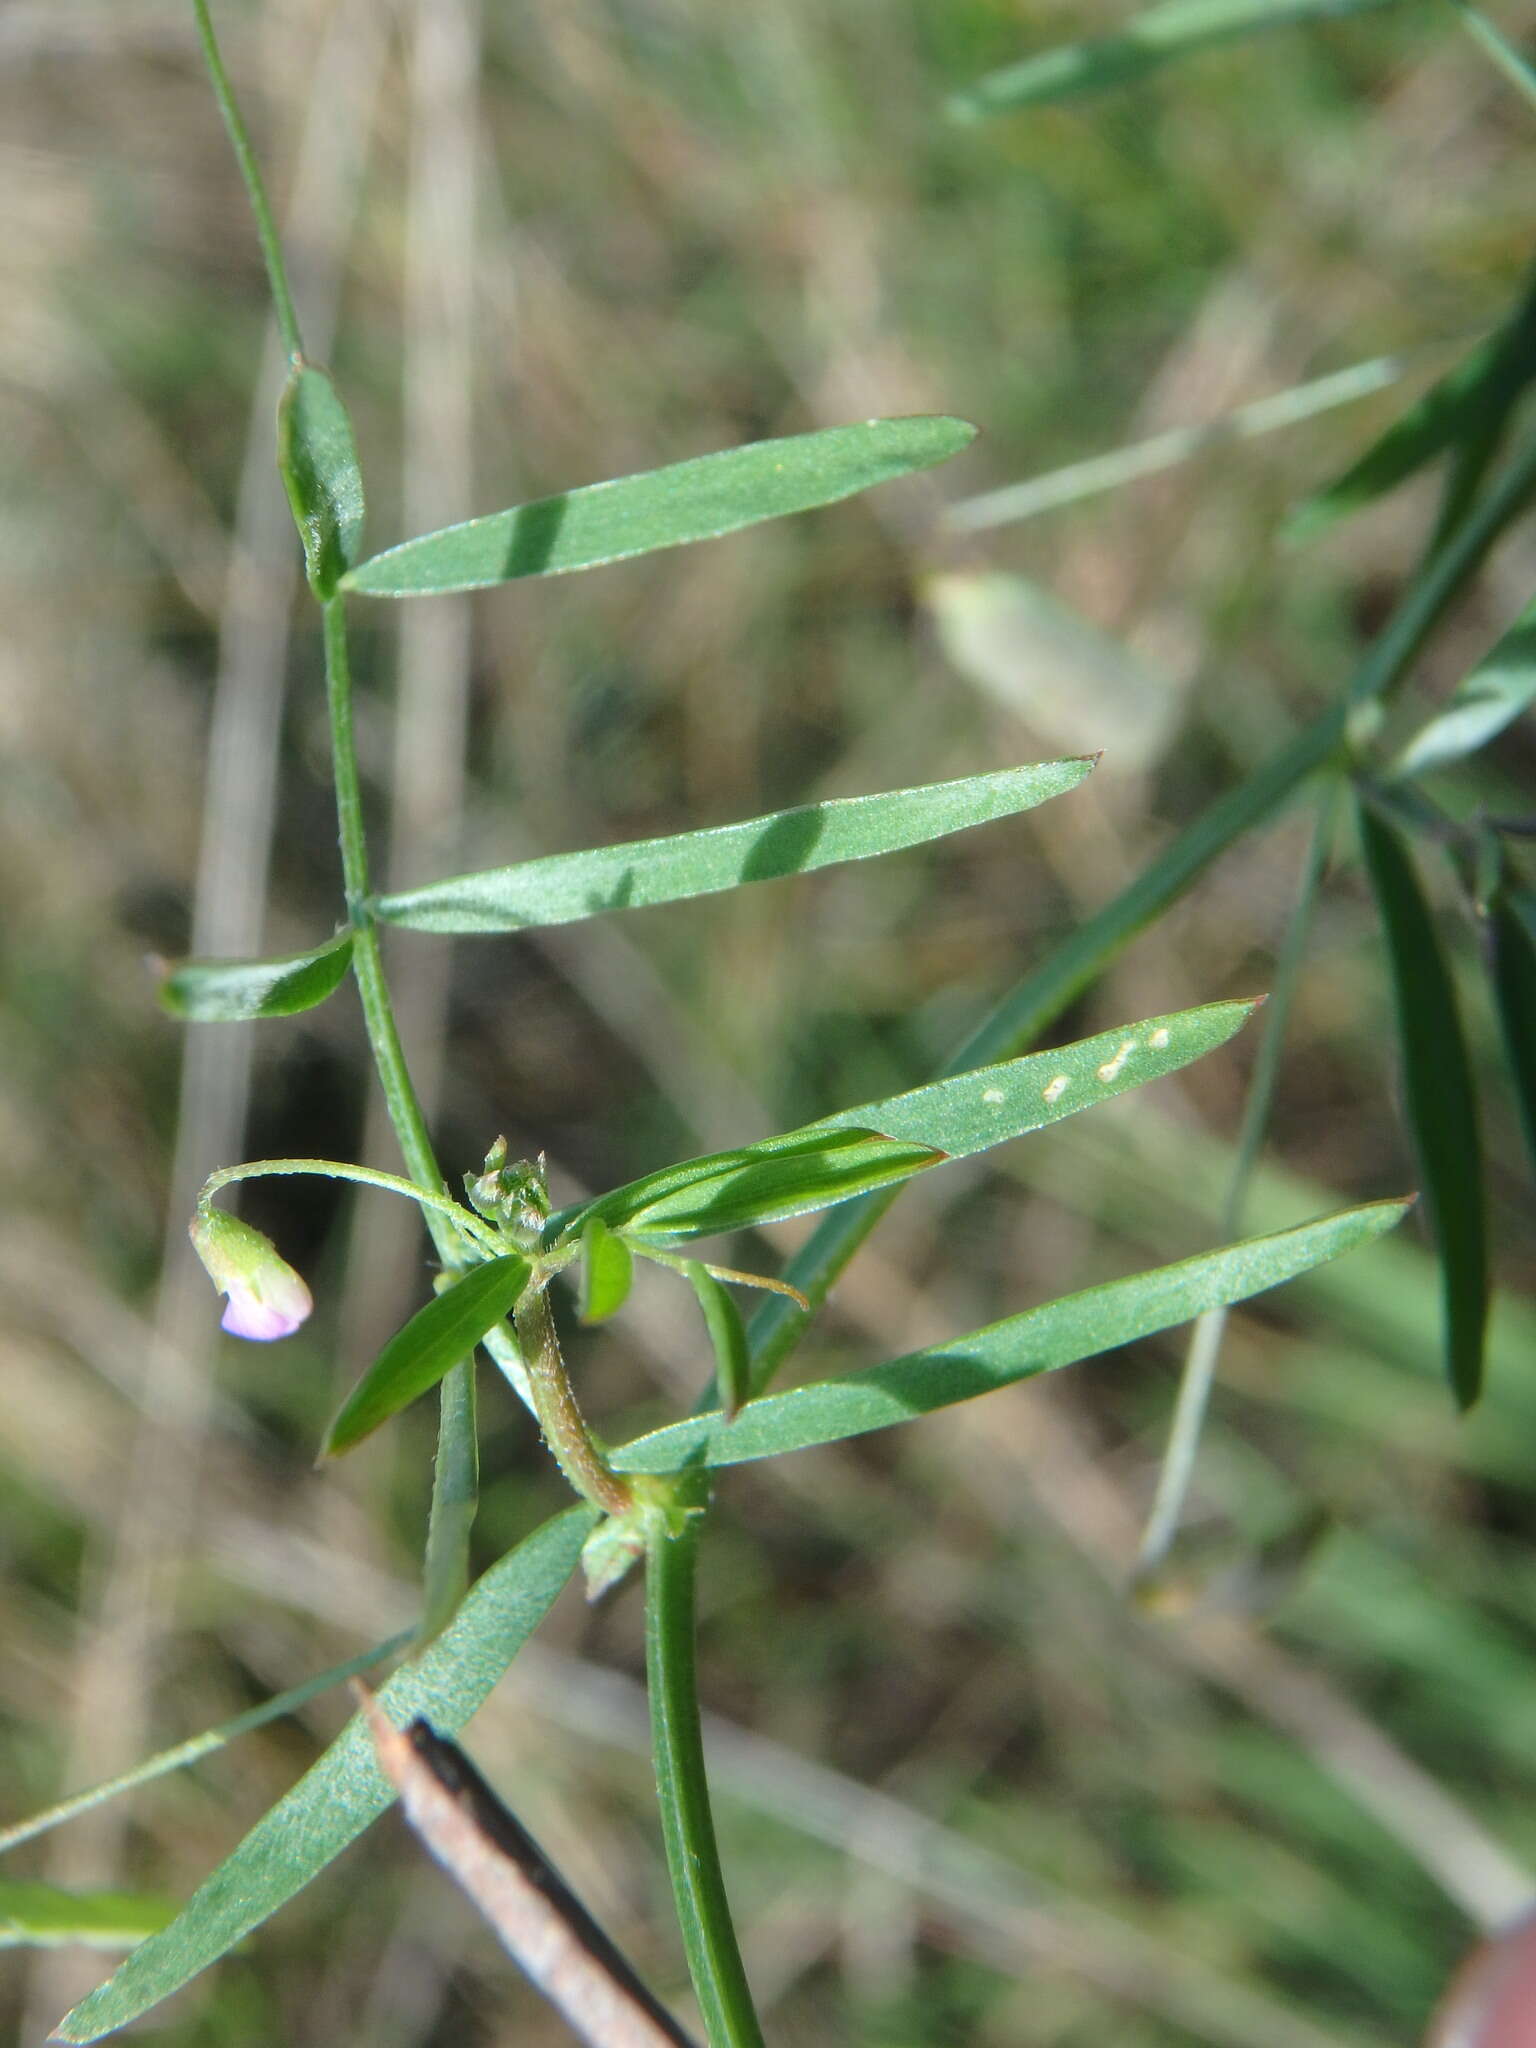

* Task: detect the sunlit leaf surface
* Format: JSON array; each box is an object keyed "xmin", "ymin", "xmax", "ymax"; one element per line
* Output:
[
  {"xmin": 375, "ymin": 759, "xmax": 1091, "ymax": 934},
  {"xmin": 613, "ymin": 1202, "xmax": 1410, "ymax": 1472},
  {"xmin": 343, "ymin": 417, "xmax": 975, "ymax": 595}
]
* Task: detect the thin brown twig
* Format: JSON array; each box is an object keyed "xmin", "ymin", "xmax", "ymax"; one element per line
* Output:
[{"xmin": 356, "ymin": 1684, "xmax": 699, "ymax": 2048}]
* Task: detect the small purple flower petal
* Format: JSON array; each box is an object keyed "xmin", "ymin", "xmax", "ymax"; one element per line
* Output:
[
  {"xmin": 190, "ymin": 1207, "xmax": 313, "ymax": 1343},
  {"xmin": 219, "ymin": 1271, "xmax": 313, "ymax": 1341}
]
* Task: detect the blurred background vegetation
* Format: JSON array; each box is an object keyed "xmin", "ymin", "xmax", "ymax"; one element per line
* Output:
[{"xmin": 3, "ymin": 1, "xmax": 1535, "ymax": 2042}]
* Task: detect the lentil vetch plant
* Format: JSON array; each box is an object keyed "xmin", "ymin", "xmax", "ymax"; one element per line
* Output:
[{"xmin": 36, "ymin": 5, "xmax": 1421, "ymax": 2043}]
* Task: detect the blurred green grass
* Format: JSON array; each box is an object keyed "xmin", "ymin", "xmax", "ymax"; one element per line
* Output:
[{"xmin": 2, "ymin": 1, "xmax": 1534, "ymax": 2042}]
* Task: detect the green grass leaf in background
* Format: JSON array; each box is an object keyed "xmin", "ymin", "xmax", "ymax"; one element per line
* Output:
[
  {"xmin": 0, "ymin": 1882, "xmax": 177, "ymax": 1952},
  {"xmin": 55, "ymin": 1505, "xmax": 596, "ymax": 2044},
  {"xmin": 157, "ymin": 931, "xmax": 354, "ymax": 1022},
  {"xmin": 946, "ymin": 0, "xmax": 1400, "ymax": 119},
  {"xmin": 1393, "ymin": 594, "xmax": 1536, "ymax": 778},
  {"xmin": 944, "ymin": 348, "xmax": 1428, "ymax": 534},
  {"xmin": 340, "ymin": 417, "xmax": 975, "ymax": 596},
  {"xmin": 323, "ymin": 1253, "xmax": 530, "ymax": 1456},
  {"xmin": 374, "ymin": 758, "xmax": 1092, "ymax": 934},
  {"xmin": 1448, "ymin": 0, "xmax": 1536, "ymax": 111},
  {"xmin": 1288, "ymin": 271, "xmax": 1536, "ymax": 545},
  {"xmin": 277, "ymin": 362, "xmax": 366, "ymax": 600},
  {"xmin": 1489, "ymin": 886, "xmax": 1536, "ymax": 1184},
  {"xmin": 1357, "ymin": 800, "xmax": 1488, "ymax": 1405},
  {"xmin": 551, "ymin": 1000, "xmax": 1259, "ymax": 1246},
  {"xmin": 0, "ymin": 1632, "xmax": 412, "ymax": 1859},
  {"xmin": 613, "ymin": 1199, "xmax": 1410, "ymax": 1472}
]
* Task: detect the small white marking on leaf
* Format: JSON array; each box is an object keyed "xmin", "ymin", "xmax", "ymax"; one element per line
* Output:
[
  {"xmin": 1149, "ymin": 1027, "xmax": 1171, "ymax": 1049},
  {"xmin": 1042, "ymin": 1075, "xmax": 1070, "ymax": 1104},
  {"xmin": 1096, "ymin": 1039, "xmax": 1136, "ymax": 1084},
  {"xmin": 982, "ymin": 1087, "xmax": 1005, "ymax": 1106}
]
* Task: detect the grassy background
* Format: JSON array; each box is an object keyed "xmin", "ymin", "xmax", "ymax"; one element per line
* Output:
[{"xmin": 3, "ymin": 1, "xmax": 1535, "ymax": 2041}]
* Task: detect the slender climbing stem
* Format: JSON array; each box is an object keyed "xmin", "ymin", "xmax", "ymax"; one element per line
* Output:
[
  {"xmin": 322, "ymin": 594, "xmax": 481, "ymax": 1622},
  {"xmin": 190, "ymin": 0, "xmax": 304, "ymax": 362},
  {"xmin": 187, "ymin": 21, "xmax": 440, "ymax": 1221},
  {"xmin": 193, "ymin": 0, "xmax": 486, "ymax": 1626},
  {"xmin": 645, "ymin": 1503, "xmax": 767, "ymax": 2048},
  {"xmin": 322, "ymin": 598, "xmax": 447, "ymax": 1214}
]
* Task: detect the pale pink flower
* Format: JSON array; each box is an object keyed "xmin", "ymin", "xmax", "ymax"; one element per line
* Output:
[{"xmin": 189, "ymin": 1207, "xmax": 313, "ymax": 1341}]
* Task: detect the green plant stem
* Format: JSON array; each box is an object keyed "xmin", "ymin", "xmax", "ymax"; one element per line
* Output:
[
  {"xmin": 321, "ymin": 594, "xmax": 480, "ymax": 1612},
  {"xmin": 190, "ymin": 0, "xmax": 304, "ymax": 362},
  {"xmin": 513, "ymin": 1283, "xmax": 634, "ymax": 1517},
  {"xmin": 740, "ymin": 423, "xmax": 1536, "ymax": 1402},
  {"xmin": 644, "ymin": 1504, "xmax": 766, "ymax": 2048},
  {"xmin": 198, "ymin": 1157, "xmax": 497, "ymax": 1250},
  {"xmin": 1135, "ymin": 787, "xmax": 1337, "ymax": 1577},
  {"xmin": 194, "ymin": 0, "xmax": 483, "ymax": 1614},
  {"xmin": 322, "ymin": 600, "xmax": 445, "ymax": 1208}
]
